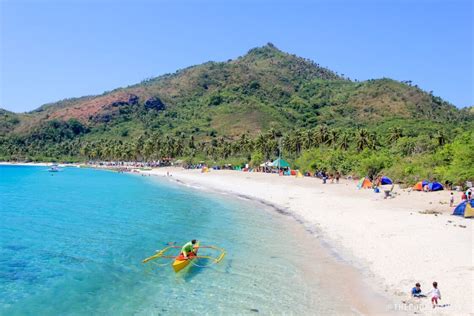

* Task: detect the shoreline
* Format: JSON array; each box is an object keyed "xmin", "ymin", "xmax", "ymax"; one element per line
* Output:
[
  {"xmin": 143, "ymin": 171, "xmax": 394, "ymax": 315},
  {"xmin": 2, "ymin": 163, "xmax": 472, "ymax": 314},
  {"xmin": 140, "ymin": 167, "xmax": 473, "ymax": 315}
]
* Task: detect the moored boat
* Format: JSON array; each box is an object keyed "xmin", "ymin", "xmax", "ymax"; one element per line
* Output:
[{"xmin": 48, "ymin": 164, "xmax": 60, "ymax": 172}]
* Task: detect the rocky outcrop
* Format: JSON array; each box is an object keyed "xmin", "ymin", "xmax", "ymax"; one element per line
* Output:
[
  {"xmin": 111, "ymin": 94, "xmax": 139, "ymax": 107},
  {"xmin": 128, "ymin": 94, "xmax": 139, "ymax": 105},
  {"xmin": 144, "ymin": 97, "xmax": 166, "ymax": 111}
]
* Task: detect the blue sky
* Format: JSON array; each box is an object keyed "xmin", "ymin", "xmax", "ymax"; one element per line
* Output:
[{"xmin": 1, "ymin": 0, "xmax": 472, "ymax": 112}]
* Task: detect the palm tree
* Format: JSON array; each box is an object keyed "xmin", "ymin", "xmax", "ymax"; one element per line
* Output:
[
  {"xmin": 255, "ymin": 133, "xmax": 267, "ymax": 156},
  {"xmin": 293, "ymin": 129, "xmax": 304, "ymax": 155},
  {"xmin": 326, "ymin": 129, "xmax": 339, "ymax": 147},
  {"xmin": 315, "ymin": 125, "xmax": 329, "ymax": 145},
  {"xmin": 368, "ymin": 132, "xmax": 379, "ymax": 150},
  {"xmin": 282, "ymin": 134, "xmax": 292, "ymax": 155},
  {"xmin": 303, "ymin": 129, "xmax": 313, "ymax": 149},
  {"xmin": 338, "ymin": 132, "xmax": 352, "ymax": 150},
  {"xmin": 356, "ymin": 128, "xmax": 370, "ymax": 151},
  {"xmin": 143, "ymin": 138, "xmax": 155, "ymax": 161}
]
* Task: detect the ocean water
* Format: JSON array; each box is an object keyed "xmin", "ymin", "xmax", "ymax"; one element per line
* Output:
[{"xmin": 0, "ymin": 166, "xmax": 356, "ymax": 315}]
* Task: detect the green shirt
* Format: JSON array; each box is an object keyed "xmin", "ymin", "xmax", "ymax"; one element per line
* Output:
[{"xmin": 181, "ymin": 241, "xmax": 194, "ymax": 254}]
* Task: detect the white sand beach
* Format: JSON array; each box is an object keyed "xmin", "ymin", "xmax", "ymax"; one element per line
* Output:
[{"xmin": 141, "ymin": 167, "xmax": 473, "ymax": 315}]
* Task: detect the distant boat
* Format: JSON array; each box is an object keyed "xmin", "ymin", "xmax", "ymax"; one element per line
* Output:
[{"xmin": 48, "ymin": 164, "xmax": 60, "ymax": 172}]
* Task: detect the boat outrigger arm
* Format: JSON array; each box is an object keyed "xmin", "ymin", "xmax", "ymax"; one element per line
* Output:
[{"xmin": 142, "ymin": 244, "xmax": 226, "ymax": 272}]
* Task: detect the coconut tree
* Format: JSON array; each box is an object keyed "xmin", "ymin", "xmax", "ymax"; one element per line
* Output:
[
  {"xmin": 326, "ymin": 129, "xmax": 339, "ymax": 147},
  {"xmin": 338, "ymin": 132, "xmax": 352, "ymax": 150},
  {"xmin": 315, "ymin": 124, "xmax": 329, "ymax": 145},
  {"xmin": 356, "ymin": 128, "xmax": 370, "ymax": 151},
  {"xmin": 293, "ymin": 129, "xmax": 304, "ymax": 155}
]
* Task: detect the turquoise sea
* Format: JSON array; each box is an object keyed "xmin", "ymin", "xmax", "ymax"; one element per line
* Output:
[{"xmin": 1, "ymin": 166, "xmax": 360, "ymax": 315}]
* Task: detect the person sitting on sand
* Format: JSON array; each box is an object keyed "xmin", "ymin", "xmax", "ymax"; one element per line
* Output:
[
  {"xmin": 425, "ymin": 281, "xmax": 441, "ymax": 308},
  {"xmin": 411, "ymin": 283, "xmax": 425, "ymax": 298},
  {"xmin": 181, "ymin": 239, "xmax": 198, "ymax": 259}
]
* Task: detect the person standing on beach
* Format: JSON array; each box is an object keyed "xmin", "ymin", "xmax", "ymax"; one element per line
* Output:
[
  {"xmin": 425, "ymin": 281, "xmax": 441, "ymax": 308},
  {"xmin": 335, "ymin": 171, "xmax": 340, "ymax": 184},
  {"xmin": 450, "ymin": 192, "xmax": 454, "ymax": 207}
]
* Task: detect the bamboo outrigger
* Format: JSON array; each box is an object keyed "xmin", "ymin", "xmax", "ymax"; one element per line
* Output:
[{"xmin": 142, "ymin": 242, "xmax": 226, "ymax": 273}]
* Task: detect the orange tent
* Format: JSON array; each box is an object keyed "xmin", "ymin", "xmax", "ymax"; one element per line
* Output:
[
  {"xmin": 357, "ymin": 178, "xmax": 373, "ymax": 189},
  {"xmin": 413, "ymin": 180, "xmax": 428, "ymax": 191}
]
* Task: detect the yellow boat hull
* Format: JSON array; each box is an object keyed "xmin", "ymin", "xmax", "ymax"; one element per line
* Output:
[{"xmin": 172, "ymin": 242, "xmax": 199, "ymax": 273}]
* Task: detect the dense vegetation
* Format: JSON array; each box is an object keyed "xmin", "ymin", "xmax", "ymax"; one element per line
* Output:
[{"xmin": 1, "ymin": 44, "xmax": 473, "ymax": 185}]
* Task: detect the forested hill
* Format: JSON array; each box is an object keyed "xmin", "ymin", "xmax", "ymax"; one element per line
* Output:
[
  {"xmin": 2, "ymin": 43, "xmax": 469, "ymax": 137},
  {"xmin": 1, "ymin": 44, "xmax": 473, "ymax": 184}
]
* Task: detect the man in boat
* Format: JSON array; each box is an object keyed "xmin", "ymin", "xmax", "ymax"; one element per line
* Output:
[{"xmin": 181, "ymin": 239, "xmax": 198, "ymax": 259}]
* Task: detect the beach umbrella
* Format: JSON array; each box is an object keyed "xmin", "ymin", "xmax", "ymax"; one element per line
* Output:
[{"xmin": 271, "ymin": 158, "xmax": 290, "ymax": 168}]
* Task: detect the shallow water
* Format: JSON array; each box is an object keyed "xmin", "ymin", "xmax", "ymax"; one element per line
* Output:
[{"xmin": 0, "ymin": 166, "xmax": 373, "ymax": 315}]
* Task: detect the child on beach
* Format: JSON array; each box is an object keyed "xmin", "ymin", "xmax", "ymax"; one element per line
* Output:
[
  {"xmin": 426, "ymin": 282, "xmax": 441, "ymax": 308},
  {"xmin": 411, "ymin": 283, "xmax": 425, "ymax": 297},
  {"xmin": 450, "ymin": 192, "xmax": 454, "ymax": 207}
]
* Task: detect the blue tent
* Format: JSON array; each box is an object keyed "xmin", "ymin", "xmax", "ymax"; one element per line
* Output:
[
  {"xmin": 381, "ymin": 176, "xmax": 393, "ymax": 185},
  {"xmin": 428, "ymin": 182, "xmax": 443, "ymax": 191},
  {"xmin": 452, "ymin": 200, "xmax": 474, "ymax": 218}
]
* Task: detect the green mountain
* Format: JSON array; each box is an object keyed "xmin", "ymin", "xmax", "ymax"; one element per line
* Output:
[
  {"xmin": 3, "ymin": 44, "xmax": 468, "ymax": 137},
  {"xmin": 1, "ymin": 43, "xmax": 473, "ymax": 184}
]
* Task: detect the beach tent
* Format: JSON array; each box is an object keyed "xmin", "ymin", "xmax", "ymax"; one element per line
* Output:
[
  {"xmin": 413, "ymin": 180, "xmax": 429, "ymax": 191},
  {"xmin": 357, "ymin": 178, "xmax": 373, "ymax": 189},
  {"xmin": 201, "ymin": 167, "xmax": 209, "ymax": 173},
  {"xmin": 428, "ymin": 182, "xmax": 443, "ymax": 191},
  {"xmin": 296, "ymin": 170, "xmax": 303, "ymax": 178},
  {"xmin": 380, "ymin": 176, "xmax": 393, "ymax": 185},
  {"xmin": 272, "ymin": 158, "xmax": 291, "ymax": 169},
  {"xmin": 452, "ymin": 200, "xmax": 474, "ymax": 218}
]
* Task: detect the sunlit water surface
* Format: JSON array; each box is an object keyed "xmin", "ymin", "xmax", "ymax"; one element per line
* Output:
[{"xmin": 1, "ymin": 166, "xmax": 354, "ymax": 315}]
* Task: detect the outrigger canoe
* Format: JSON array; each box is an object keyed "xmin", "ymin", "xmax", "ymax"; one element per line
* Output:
[
  {"xmin": 172, "ymin": 241, "xmax": 199, "ymax": 272},
  {"xmin": 142, "ymin": 242, "xmax": 225, "ymax": 273}
]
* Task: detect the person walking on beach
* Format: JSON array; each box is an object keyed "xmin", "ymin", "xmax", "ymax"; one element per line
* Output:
[
  {"xmin": 335, "ymin": 171, "xmax": 340, "ymax": 184},
  {"xmin": 426, "ymin": 281, "xmax": 441, "ymax": 308},
  {"xmin": 450, "ymin": 192, "xmax": 454, "ymax": 207},
  {"xmin": 181, "ymin": 239, "xmax": 198, "ymax": 259}
]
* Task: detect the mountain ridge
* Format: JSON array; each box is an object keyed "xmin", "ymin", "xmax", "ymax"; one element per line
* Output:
[{"xmin": 1, "ymin": 43, "xmax": 471, "ymax": 141}]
